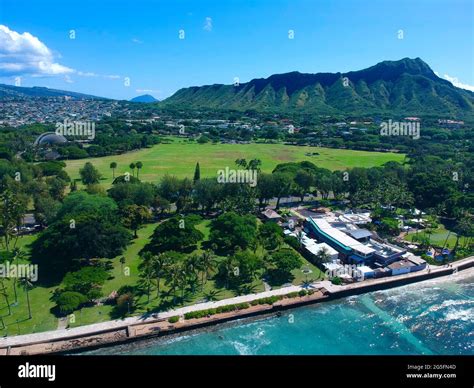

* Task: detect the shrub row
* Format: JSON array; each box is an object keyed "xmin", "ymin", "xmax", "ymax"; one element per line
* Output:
[
  {"xmin": 250, "ymin": 289, "xmax": 315, "ymax": 306},
  {"xmin": 183, "ymin": 303, "xmax": 251, "ymax": 320},
  {"xmin": 175, "ymin": 290, "xmax": 319, "ymax": 322},
  {"xmin": 250, "ymin": 295, "xmax": 282, "ymax": 306}
]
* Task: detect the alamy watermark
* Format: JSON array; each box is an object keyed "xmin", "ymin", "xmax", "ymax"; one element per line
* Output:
[
  {"xmin": 380, "ymin": 119, "xmax": 420, "ymax": 140},
  {"xmin": 217, "ymin": 167, "xmax": 257, "ymax": 187},
  {"xmin": 325, "ymin": 264, "xmax": 366, "ymax": 281},
  {"xmin": 0, "ymin": 263, "xmax": 38, "ymax": 282},
  {"xmin": 55, "ymin": 119, "xmax": 95, "ymax": 140}
]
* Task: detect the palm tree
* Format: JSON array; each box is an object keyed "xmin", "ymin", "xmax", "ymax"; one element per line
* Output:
[
  {"xmin": 314, "ymin": 247, "xmax": 332, "ymax": 265},
  {"xmin": 237, "ymin": 283, "xmax": 258, "ymax": 296},
  {"xmin": 0, "ymin": 280, "xmax": 11, "ymax": 316},
  {"xmin": 204, "ymin": 289, "xmax": 223, "ymax": 302},
  {"xmin": 235, "ymin": 158, "xmax": 247, "ymax": 169},
  {"xmin": 425, "ymin": 228, "xmax": 433, "ymax": 246},
  {"xmin": 19, "ymin": 276, "xmax": 33, "ymax": 319},
  {"xmin": 138, "ymin": 252, "xmax": 154, "ymax": 304},
  {"xmin": 152, "ymin": 253, "xmax": 171, "ymax": 297},
  {"xmin": 165, "ymin": 263, "xmax": 184, "ymax": 304},
  {"xmin": 442, "ymin": 231, "xmax": 452, "ymax": 251},
  {"xmin": 12, "ymin": 248, "xmax": 26, "ymax": 304},
  {"xmin": 110, "ymin": 162, "xmax": 117, "ymax": 179},
  {"xmin": 129, "ymin": 162, "xmax": 136, "ymax": 177},
  {"xmin": 185, "ymin": 254, "xmax": 202, "ymax": 294},
  {"xmin": 453, "ymin": 216, "xmax": 473, "ymax": 254},
  {"xmin": 198, "ymin": 251, "xmax": 216, "ymax": 291},
  {"xmin": 247, "ymin": 158, "xmax": 262, "ymax": 172},
  {"xmin": 136, "ymin": 161, "xmax": 143, "ymax": 179},
  {"xmin": 187, "ymin": 274, "xmax": 200, "ymax": 296},
  {"xmin": 297, "ymin": 230, "xmax": 304, "ymax": 250},
  {"xmin": 221, "ymin": 257, "xmax": 236, "ymax": 290},
  {"xmin": 177, "ymin": 267, "xmax": 188, "ymax": 302},
  {"xmin": 140, "ymin": 274, "xmax": 154, "ymax": 305}
]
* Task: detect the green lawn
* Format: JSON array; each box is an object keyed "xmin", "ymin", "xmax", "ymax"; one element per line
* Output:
[
  {"xmin": 0, "ymin": 235, "xmax": 58, "ymax": 337},
  {"xmin": 291, "ymin": 260, "xmax": 326, "ymax": 286},
  {"xmin": 67, "ymin": 219, "xmax": 263, "ymax": 328},
  {"xmin": 406, "ymin": 224, "xmax": 468, "ymax": 249},
  {"xmin": 1, "ymin": 218, "xmax": 328, "ymax": 333},
  {"xmin": 0, "ymin": 223, "xmax": 159, "ymax": 335},
  {"xmin": 65, "ymin": 138, "xmax": 405, "ymax": 187}
]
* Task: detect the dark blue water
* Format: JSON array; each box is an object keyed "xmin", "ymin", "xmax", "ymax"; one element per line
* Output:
[{"xmin": 86, "ymin": 270, "xmax": 474, "ymax": 355}]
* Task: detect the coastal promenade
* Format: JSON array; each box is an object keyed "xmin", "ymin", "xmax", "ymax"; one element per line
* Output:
[{"xmin": 1, "ymin": 256, "xmax": 473, "ymax": 355}]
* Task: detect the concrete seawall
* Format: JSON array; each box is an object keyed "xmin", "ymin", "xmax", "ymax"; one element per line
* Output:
[{"xmin": 1, "ymin": 256, "xmax": 473, "ymax": 355}]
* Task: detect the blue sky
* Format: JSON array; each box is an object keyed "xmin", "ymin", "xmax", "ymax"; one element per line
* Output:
[{"xmin": 0, "ymin": 0, "xmax": 473, "ymax": 100}]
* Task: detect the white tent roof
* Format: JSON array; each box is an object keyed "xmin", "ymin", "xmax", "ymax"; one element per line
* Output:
[
  {"xmin": 305, "ymin": 242, "xmax": 339, "ymax": 257},
  {"xmin": 312, "ymin": 218, "xmax": 375, "ymax": 256}
]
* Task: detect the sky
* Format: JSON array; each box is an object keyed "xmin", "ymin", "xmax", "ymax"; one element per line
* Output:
[{"xmin": 0, "ymin": 0, "xmax": 473, "ymax": 100}]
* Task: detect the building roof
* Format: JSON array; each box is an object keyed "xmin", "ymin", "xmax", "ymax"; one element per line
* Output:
[
  {"xmin": 305, "ymin": 242, "xmax": 339, "ymax": 257},
  {"xmin": 261, "ymin": 209, "xmax": 281, "ymax": 219},
  {"xmin": 310, "ymin": 218, "xmax": 375, "ymax": 256},
  {"xmin": 369, "ymin": 239, "xmax": 405, "ymax": 259},
  {"xmin": 357, "ymin": 265, "xmax": 375, "ymax": 274},
  {"xmin": 22, "ymin": 214, "xmax": 36, "ymax": 225},
  {"xmin": 348, "ymin": 229, "xmax": 373, "ymax": 240},
  {"xmin": 406, "ymin": 255, "xmax": 426, "ymax": 266},
  {"xmin": 338, "ymin": 212, "xmax": 372, "ymax": 225},
  {"xmin": 33, "ymin": 132, "xmax": 67, "ymax": 146},
  {"xmin": 313, "ymin": 207, "xmax": 331, "ymax": 214},
  {"xmin": 388, "ymin": 259, "xmax": 415, "ymax": 270},
  {"xmin": 322, "ymin": 262, "xmax": 343, "ymax": 271}
]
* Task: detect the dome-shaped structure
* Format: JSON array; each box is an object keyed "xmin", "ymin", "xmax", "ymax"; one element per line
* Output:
[{"xmin": 33, "ymin": 132, "xmax": 68, "ymax": 147}]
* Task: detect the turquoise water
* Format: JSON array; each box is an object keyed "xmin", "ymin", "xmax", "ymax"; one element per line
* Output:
[{"xmin": 86, "ymin": 270, "xmax": 474, "ymax": 355}]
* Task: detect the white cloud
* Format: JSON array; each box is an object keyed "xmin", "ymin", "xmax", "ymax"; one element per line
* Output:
[
  {"xmin": 0, "ymin": 25, "xmax": 125, "ymax": 83},
  {"xmin": 104, "ymin": 74, "xmax": 121, "ymax": 79},
  {"xmin": 77, "ymin": 72, "xmax": 121, "ymax": 79},
  {"xmin": 77, "ymin": 71, "xmax": 98, "ymax": 77},
  {"xmin": 203, "ymin": 17, "xmax": 213, "ymax": 32},
  {"xmin": 443, "ymin": 74, "xmax": 474, "ymax": 92},
  {"xmin": 0, "ymin": 25, "xmax": 74, "ymax": 76},
  {"xmin": 131, "ymin": 38, "xmax": 143, "ymax": 44}
]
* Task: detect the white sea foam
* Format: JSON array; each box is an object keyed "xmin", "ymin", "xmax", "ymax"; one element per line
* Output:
[
  {"xmin": 443, "ymin": 308, "xmax": 474, "ymax": 322},
  {"xmin": 419, "ymin": 299, "xmax": 474, "ymax": 317},
  {"xmin": 231, "ymin": 341, "xmax": 252, "ymax": 355}
]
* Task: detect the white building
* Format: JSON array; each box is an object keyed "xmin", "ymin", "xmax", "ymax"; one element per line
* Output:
[{"xmin": 304, "ymin": 242, "xmax": 339, "ymax": 261}]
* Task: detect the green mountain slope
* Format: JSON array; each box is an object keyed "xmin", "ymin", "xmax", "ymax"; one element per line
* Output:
[
  {"xmin": 161, "ymin": 58, "xmax": 474, "ymax": 117},
  {"xmin": 0, "ymin": 84, "xmax": 107, "ymax": 100}
]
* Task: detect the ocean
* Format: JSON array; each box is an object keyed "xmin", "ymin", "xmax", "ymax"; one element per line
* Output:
[{"xmin": 83, "ymin": 269, "xmax": 473, "ymax": 355}]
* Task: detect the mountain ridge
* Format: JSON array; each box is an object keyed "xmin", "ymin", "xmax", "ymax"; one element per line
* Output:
[
  {"xmin": 130, "ymin": 94, "xmax": 159, "ymax": 103},
  {"xmin": 160, "ymin": 58, "xmax": 473, "ymax": 118},
  {"xmin": 0, "ymin": 84, "xmax": 108, "ymax": 100}
]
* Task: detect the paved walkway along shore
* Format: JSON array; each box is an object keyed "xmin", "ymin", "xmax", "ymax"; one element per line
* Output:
[{"xmin": 1, "ymin": 256, "xmax": 473, "ymax": 352}]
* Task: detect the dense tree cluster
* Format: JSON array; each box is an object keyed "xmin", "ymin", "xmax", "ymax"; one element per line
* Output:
[{"xmin": 0, "ymin": 113, "xmax": 472, "ymax": 320}]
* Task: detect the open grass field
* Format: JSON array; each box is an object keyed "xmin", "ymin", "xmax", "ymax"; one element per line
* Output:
[
  {"xmin": 0, "ymin": 235, "xmax": 57, "ymax": 336},
  {"xmin": 65, "ymin": 139, "xmax": 406, "ymax": 187},
  {"xmin": 1, "ymin": 218, "xmax": 322, "ymax": 333},
  {"xmin": 406, "ymin": 225, "xmax": 468, "ymax": 249}
]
